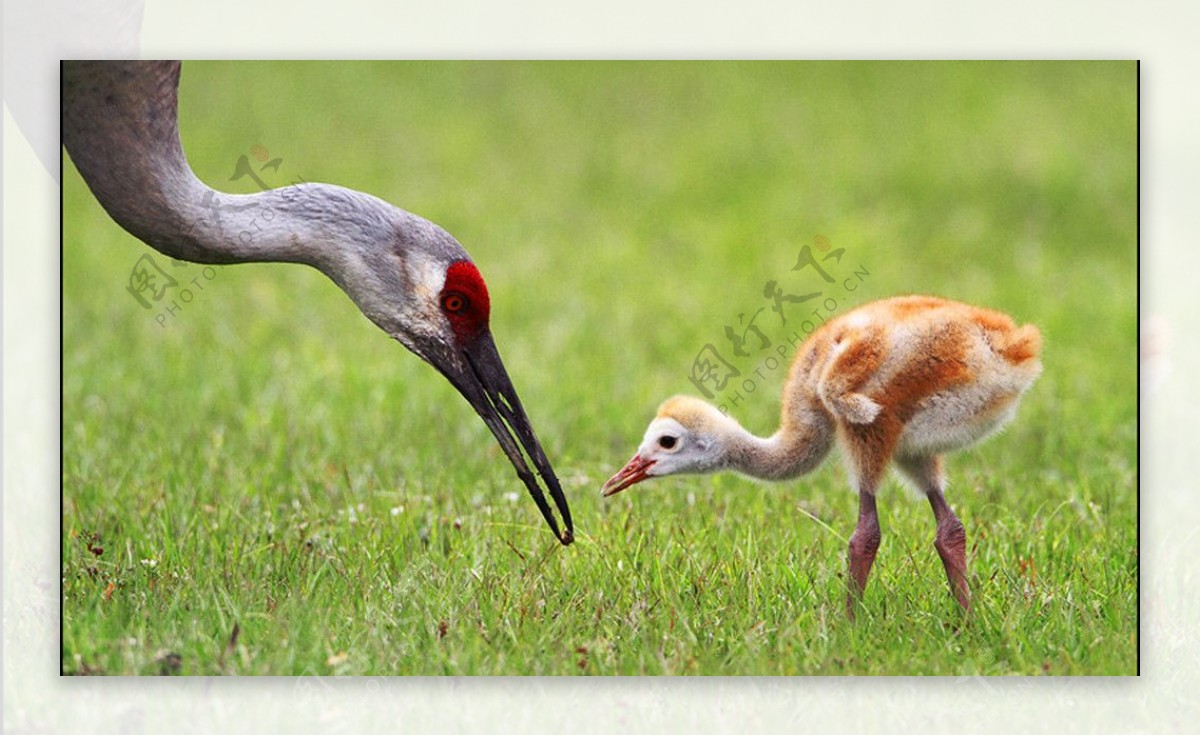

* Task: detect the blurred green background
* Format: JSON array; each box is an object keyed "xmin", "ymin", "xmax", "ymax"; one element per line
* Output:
[{"xmin": 62, "ymin": 61, "xmax": 1136, "ymax": 675}]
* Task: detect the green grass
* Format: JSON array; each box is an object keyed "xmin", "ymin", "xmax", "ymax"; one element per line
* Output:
[{"xmin": 61, "ymin": 61, "xmax": 1137, "ymax": 675}]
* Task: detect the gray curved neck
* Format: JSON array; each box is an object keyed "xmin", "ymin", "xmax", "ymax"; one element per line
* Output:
[{"xmin": 62, "ymin": 61, "xmax": 381, "ymax": 270}]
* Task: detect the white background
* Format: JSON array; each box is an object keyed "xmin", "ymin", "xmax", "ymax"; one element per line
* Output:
[{"xmin": 4, "ymin": 0, "xmax": 1195, "ymax": 732}]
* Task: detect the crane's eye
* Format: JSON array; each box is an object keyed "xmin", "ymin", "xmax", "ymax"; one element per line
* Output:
[
  {"xmin": 441, "ymin": 292, "xmax": 468, "ymax": 314},
  {"xmin": 658, "ymin": 435, "xmax": 678, "ymax": 450}
]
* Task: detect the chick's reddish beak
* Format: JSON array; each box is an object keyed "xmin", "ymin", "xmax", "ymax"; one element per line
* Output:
[{"xmin": 601, "ymin": 453, "xmax": 656, "ymax": 497}]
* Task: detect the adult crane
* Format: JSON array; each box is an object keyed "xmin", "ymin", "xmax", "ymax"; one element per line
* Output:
[{"xmin": 63, "ymin": 61, "xmax": 573, "ymax": 544}]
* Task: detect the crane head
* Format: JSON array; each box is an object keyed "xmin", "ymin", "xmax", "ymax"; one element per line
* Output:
[
  {"xmin": 279, "ymin": 190, "xmax": 573, "ymax": 544},
  {"xmin": 601, "ymin": 395, "xmax": 732, "ymax": 497},
  {"xmin": 370, "ymin": 241, "xmax": 573, "ymax": 545}
]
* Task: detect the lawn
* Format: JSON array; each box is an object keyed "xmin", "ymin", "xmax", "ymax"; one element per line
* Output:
[{"xmin": 61, "ymin": 61, "xmax": 1137, "ymax": 675}]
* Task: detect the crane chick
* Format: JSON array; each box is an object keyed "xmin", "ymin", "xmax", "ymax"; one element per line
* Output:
[{"xmin": 602, "ymin": 296, "xmax": 1042, "ymax": 616}]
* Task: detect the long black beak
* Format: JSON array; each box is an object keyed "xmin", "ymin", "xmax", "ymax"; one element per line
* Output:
[{"xmin": 440, "ymin": 331, "xmax": 574, "ymax": 545}]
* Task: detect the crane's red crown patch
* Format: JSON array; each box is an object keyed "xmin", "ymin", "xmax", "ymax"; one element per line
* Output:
[{"xmin": 441, "ymin": 260, "xmax": 491, "ymax": 340}]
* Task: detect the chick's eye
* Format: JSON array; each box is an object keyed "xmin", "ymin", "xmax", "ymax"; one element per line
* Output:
[
  {"xmin": 442, "ymin": 293, "xmax": 468, "ymax": 313},
  {"xmin": 658, "ymin": 435, "xmax": 678, "ymax": 450}
]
